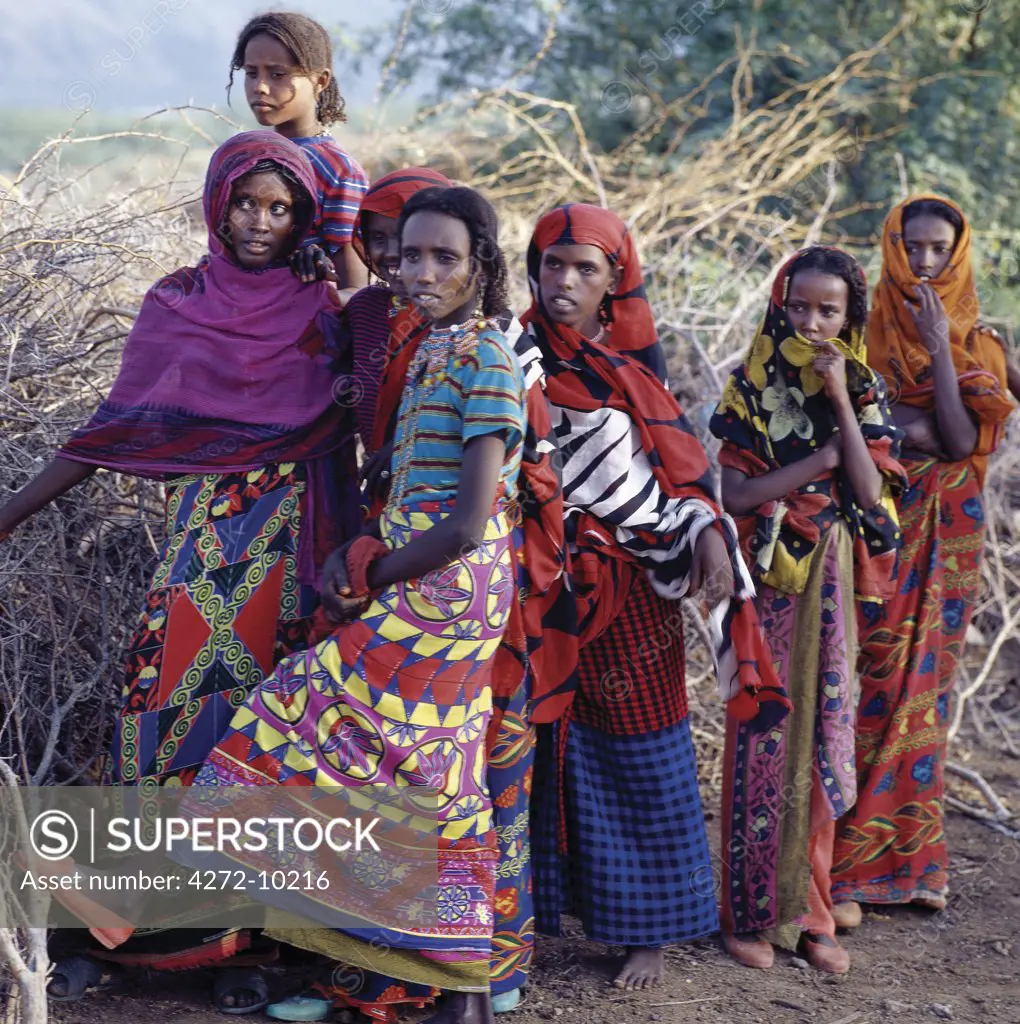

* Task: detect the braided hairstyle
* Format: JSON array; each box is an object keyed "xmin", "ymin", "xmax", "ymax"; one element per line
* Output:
[
  {"xmin": 397, "ymin": 187, "xmax": 510, "ymax": 318},
  {"xmin": 901, "ymin": 197, "xmax": 964, "ymax": 247},
  {"xmin": 785, "ymin": 245, "xmax": 869, "ymax": 340},
  {"xmin": 229, "ymin": 12, "xmax": 347, "ymax": 125}
]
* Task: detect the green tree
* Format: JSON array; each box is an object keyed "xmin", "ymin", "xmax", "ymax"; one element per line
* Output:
[{"xmin": 363, "ymin": 0, "xmax": 1020, "ymax": 317}]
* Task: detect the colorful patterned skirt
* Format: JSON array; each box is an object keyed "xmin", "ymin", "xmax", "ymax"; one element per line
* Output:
[
  {"xmin": 80, "ymin": 465, "xmax": 323, "ymax": 967},
  {"xmin": 831, "ymin": 458, "xmax": 985, "ymax": 904},
  {"xmin": 286, "ymin": 528, "xmax": 537, "ymax": 1021},
  {"xmin": 533, "ymin": 576, "xmax": 718, "ymax": 947},
  {"xmin": 190, "ymin": 500, "xmax": 515, "ymax": 993},
  {"xmin": 721, "ymin": 525, "xmax": 857, "ymax": 950},
  {"xmin": 292, "ymin": 658, "xmax": 536, "ymax": 1021},
  {"xmin": 106, "ymin": 463, "xmax": 320, "ymax": 786}
]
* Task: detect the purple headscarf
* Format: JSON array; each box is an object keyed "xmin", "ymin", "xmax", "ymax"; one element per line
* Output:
[
  {"xmin": 60, "ymin": 131, "xmax": 349, "ymax": 477},
  {"xmin": 60, "ymin": 131, "xmax": 360, "ymax": 578}
]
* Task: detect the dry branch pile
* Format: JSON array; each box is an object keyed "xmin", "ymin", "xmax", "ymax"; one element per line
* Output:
[{"xmin": 2, "ymin": 55, "xmax": 1018, "ymax": 807}]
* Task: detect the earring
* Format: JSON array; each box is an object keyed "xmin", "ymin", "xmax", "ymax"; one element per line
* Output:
[{"xmin": 597, "ymin": 297, "xmax": 612, "ymax": 326}]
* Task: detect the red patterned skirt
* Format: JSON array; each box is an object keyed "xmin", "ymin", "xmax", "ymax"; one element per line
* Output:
[{"xmin": 831, "ymin": 458, "xmax": 986, "ymax": 903}]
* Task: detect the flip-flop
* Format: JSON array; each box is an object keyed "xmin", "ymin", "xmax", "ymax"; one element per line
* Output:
[
  {"xmin": 265, "ymin": 994, "xmax": 333, "ymax": 1021},
  {"xmin": 492, "ymin": 987, "xmax": 523, "ymax": 1013},
  {"xmin": 47, "ymin": 955, "xmax": 102, "ymax": 1001},
  {"xmin": 213, "ymin": 967, "xmax": 269, "ymax": 1016}
]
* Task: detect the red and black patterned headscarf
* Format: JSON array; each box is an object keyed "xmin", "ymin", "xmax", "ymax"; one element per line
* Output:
[
  {"xmin": 351, "ymin": 166, "xmax": 453, "ymax": 274},
  {"xmin": 523, "ymin": 204, "xmax": 789, "ymax": 727},
  {"xmin": 522, "ymin": 203, "xmax": 718, "ymax": 525}
]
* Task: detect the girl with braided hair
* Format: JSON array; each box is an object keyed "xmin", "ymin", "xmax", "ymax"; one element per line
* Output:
[{"xmin": 229, "ymin": 11, "xmax": 369, "ymax": 296}]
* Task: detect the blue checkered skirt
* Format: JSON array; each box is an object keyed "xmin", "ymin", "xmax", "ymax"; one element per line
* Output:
[{"xmin": 533, "ymin": 716, "xmax": 718, "ymax": 946}]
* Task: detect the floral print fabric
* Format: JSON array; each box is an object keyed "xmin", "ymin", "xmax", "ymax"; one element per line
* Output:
[{"xmin": 710, "ymin": 250, "xmax": 905, "ymax": 598}]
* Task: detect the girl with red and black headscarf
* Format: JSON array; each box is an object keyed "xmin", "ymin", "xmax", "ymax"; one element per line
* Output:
[{"xmin": 525, "ymin": 204, "xmax": 783, "ymax": 991}]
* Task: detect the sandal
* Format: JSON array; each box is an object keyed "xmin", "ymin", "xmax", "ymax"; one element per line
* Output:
[
  {"xmin": 265, "ymin": 994, "xmax": 332, "ymax": 1021},
  {"xmin": 721, "ymin": 932, "xmax": 774, "ymax": 969},
  {"xmin": 912, "ymin": 895, "xmax": 946, "ymax": 911},
  {"xmin": 213, "ymin": 967, "xmax": 269, "ymax": 1016},
  {"xmin": 492, "ymin": 987, "xmax": 523, "ymax": 1013},
  {"xmin": 832, "ymin": 901, "xmax": 862, "ymax": 930},
  {"xmin": 801, "ymin": 932, "xmax": 850, "ymax": 975},
  {"xmin": 47, "ymin": 955, "xmax": 102, "ymax": 1001}
]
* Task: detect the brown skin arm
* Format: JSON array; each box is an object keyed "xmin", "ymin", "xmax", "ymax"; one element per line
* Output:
[
  {"xmin": 0, "ymin": 458, "xmax": 97, "ymax": 536},
  {"xmin": 892, "ymin": 404, "xmax": 947, "ymax": 459},
  {"xmin": 320, "ymin": 435, "xmax": 506, "ymax": 620},
  {"xmin": 369, "ymin": 434, "xmax": 505, "ymax": 589},
  {"xmin": 812, "ymin": 340, "xmax": 882, "ymax": 508},
  {"xmin": 907, "ymin": 283, "xmax": 978, "ymax": 461},
  {"xmin": 1007, "ymin": 360, "xmax": 1020, "ymax": 404},
  {"xmin": 930, "ymin": 343, "xmax": 979, "ymax": 460},
  {"xmin": 830, "ymin": 393, "xmax": 883, "ymax": 508},
  {"xmin": 721, "ymin": 444, "xmax": 839, "ymax": 516}
]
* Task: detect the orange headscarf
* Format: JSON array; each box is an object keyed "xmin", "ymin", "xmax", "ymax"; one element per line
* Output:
[{"xmin": 867, "ymin": 193, "xmax": 1013, "ymax": 485}]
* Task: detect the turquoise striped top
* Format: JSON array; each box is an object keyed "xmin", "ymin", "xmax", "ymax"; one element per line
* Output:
[{"xmin": 391, "ymin": 326, "xmax": 525, "ymax": 504}]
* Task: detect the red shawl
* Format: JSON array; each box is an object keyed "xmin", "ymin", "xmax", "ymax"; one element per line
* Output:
[{"xmin": 523, "ymin": 204, "xmax": 787, "ymax": 726}]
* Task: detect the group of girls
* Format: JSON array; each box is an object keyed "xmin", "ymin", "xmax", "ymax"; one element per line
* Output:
[{"xmin": 3, "ymin": 9, "xmax": 1016, "ymax": 1024}]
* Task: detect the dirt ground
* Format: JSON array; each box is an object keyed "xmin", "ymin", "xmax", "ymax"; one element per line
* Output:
[{"xmin": 48, "ymin": 752, "xmax": 1020, "ymax": 1024}]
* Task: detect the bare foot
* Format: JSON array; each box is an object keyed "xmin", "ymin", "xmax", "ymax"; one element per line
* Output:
[
  {"xmin": 423, "ymin": 992, "xmax": 495, "ymax": 1024},
  {"xmin": 613, "ymin": 946, "xmax": 664, "ymax": 991}
]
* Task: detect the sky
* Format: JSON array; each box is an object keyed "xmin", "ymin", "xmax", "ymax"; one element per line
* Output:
[{"xmin": 0, "ymin": 0, "xmax": 407, "ymax": 115}]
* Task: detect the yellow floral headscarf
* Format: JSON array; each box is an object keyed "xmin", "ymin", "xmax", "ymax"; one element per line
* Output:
[{"xmin": 710, "ymin": 248, "xmax": 905, "ymax": 598}]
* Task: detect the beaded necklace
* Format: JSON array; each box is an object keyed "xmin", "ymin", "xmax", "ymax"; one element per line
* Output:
[{"xmin": 387, "ymin": 311, "xmax": 498, "ymax": 508}]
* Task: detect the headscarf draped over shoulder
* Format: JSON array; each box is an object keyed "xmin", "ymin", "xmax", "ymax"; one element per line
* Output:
[
  {"xmin": 868, "ymin": 193, "xmax": 1013, "ymax": 486},
  {"xmin": 59, "ymin": 131, "xmax": 357, "ymax": 579},
  {"xmin": 525, "ymin": 203, "xmax": 789, "ymax": 727},
  {"xmin": 710, "ymin": 247, "xmax": 905, "ymax": 600},
  {"xmin": 59, "ymin": 130, "xmax": 350, "ymax": 479}
]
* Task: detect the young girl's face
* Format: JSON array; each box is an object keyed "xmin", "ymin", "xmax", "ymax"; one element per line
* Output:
[
  {"xmin": 226, "ymin": 171, "xmax": 298, "ymax": 268},
  {"xmin": 539, "ymin": 243, "xmax": 617, "ymax": 333},
  {"xmin": 902, "ymin": 214, "xmax": 956, "ymax": 280},
  {"xmin": 785, "ymin": 269, "xmax": 849, "ymax": 342},
  {"xmin": 400, "ymin": 211, "xmax": 480, "ymax": 328},
  {"xmin": 243, "ymin": 33, "xmax": 329, "ymax": 133},
  {"xmin": 362, "ymin": 212, "xmax": 401, "ymax": 287}
]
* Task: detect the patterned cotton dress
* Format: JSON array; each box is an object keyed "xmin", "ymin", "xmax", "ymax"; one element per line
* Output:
[{"xmin": 183, "ymin": 321, "xmax": 527, "ymax": 997}]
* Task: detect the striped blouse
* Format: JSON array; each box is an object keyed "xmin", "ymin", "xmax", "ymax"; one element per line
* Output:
[
  {"xmin": 391, "ymin": 326, "xmax": 525, "ymax": 505},
  {"xmin": 291, "ymin": 135, "xmax": 369, "ymax": 255}
]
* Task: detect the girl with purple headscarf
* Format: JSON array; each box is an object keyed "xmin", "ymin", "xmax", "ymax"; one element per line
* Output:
[{"xmin": 0, "ymin": 131, "xmax": 360, "ymax": 1011}]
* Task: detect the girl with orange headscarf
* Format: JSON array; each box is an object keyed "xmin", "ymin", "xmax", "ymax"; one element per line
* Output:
[{"xmin": 830, "ymin": 196, "xmax": 1015, "ymax": 924}]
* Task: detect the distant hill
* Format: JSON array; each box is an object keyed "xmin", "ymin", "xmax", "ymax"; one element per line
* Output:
[{"xmin": 0, "ymin": 0, "xmax": 402, "ymax": 114}]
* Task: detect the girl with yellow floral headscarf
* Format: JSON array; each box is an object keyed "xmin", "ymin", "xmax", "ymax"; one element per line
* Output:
[{"xmin": 710, "ymin": 246, "xmax": 905, "ymax": 976}]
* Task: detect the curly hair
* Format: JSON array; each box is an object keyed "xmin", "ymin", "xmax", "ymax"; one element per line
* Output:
[
  {"xmin": 901, "ymin": 197, "xmax": 964, "ymax": 246},
  {"xmin": 228, "ymin": 12, "xmax": 346, "ymax": 125},
  {"xmin": 397, "ymin": 187, "xmax": 510, "ymax": 317},
  {"xmin": 785, "ymin": 245, "xmax": 869, "ymax": 337}
]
